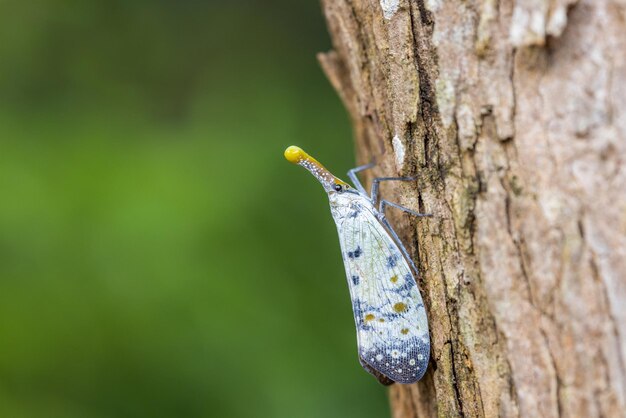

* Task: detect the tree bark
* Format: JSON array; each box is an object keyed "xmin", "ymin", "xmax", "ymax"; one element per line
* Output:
[{"xmin": 318, "ymin": 1, "xmax": 626, "ymax": 417}]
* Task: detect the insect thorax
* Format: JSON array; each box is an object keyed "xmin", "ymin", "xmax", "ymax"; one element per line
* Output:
[{"xmin": 328, "ymin": 192, "xmax": 372, "ymax": 223}]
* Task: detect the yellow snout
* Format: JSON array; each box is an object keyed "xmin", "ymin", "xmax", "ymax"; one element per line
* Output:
[
  {"xmin": 284, "ymin": 145, "xmax": 309, "ymax": 164},
  {"xmin": 284, "ymin": 145, "xmax": 351, "ymax": 191}
]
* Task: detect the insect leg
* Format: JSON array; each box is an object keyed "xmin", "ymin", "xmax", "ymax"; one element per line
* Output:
[
  {"xmin": 380, "ymin": 215, "xmax": 419, "ymax": 274},
  {"xmin": 379, "ymin": 200, "xmax": 432, "ymax": 275},
  {"xmin": 379, "ymin": 215, "xmax": 421, "ymax": 275},
  {"xmin": 379, "ymin": 200, "xmax": 433, "ymax": 218},
  {"xmin": 347, "ymin": 162, "xmax": 376, "ymax": 195},
  {"xmin": 370, "ymin": 177, "xmax": 417, "ymax": 204}
]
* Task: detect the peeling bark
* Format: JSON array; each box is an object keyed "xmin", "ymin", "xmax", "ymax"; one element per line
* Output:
[{"xmin": 318, "ymin": 0, "xmax": 626, "ymax": 416}]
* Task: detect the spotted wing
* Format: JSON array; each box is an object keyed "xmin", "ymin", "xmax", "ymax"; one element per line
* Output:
[{"xmin": 335, "ymin": 202, "xmax": 430, "ymax": 384}]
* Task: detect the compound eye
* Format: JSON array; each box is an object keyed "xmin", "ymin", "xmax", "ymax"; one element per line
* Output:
[{"xmin": 334, "ymin": 184, "xmax": 343, "ymax": 192}]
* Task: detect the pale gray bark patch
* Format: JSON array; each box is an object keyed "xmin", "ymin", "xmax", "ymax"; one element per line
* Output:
[
  {"xmin": 510, "ymin": 0, "xmax": 580, "ymax": 46},
  {"xmin": 392, "ymin": 134, "xmax": 407, "ymax": 170},
  {"xmin": 380, "ymin": 0, "xmax": 401, "ymax": 19}
]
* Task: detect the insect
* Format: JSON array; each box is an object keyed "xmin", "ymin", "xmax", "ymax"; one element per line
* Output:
[{"xmin": 284, "ymin": 145, "xmax": 430, "ymax": 385}]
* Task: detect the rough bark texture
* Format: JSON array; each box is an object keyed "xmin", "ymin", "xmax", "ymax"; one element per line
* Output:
[{"xmin": 318, "ymin": 1, "xmax": 626, "ymax": 417}]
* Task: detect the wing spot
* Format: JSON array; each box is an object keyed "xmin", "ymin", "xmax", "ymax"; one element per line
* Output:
[
  {"xmin": 400, "ymin": 328, "xmax": 409, "ymax": 335},
  {"xmin": 347, "ymin": 246, "xmax": 362, "ymax": 259},
  {"xmin": 393, "ymin": 302, "xmax": 408, "ymax": 313},
  {"xmin": 390, "ymin": 275, "xmax": 398, "ymax": 283},
  {"xmin": 378, "ymin": 318, "xmax": 385, "ymax": 323},
  {"xmin": 351, "ymin": 275, "xmax": 360, "ymax": 285},
  {"xmin": 364, "ymin": 313, "xmax": 375, "ymax": 321}
]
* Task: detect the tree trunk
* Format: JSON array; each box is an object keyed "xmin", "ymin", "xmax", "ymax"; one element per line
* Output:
[{"xmin": 318, "ymin": 1, "xmax": 626, "ymax": 417}]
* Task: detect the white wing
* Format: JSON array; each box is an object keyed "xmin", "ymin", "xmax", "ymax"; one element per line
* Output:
[{"xmin": 332, "ymin": 195, "xmax": 430, "ymax": 384}]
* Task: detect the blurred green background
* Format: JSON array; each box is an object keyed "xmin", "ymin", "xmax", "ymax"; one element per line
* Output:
[{"xmin": 0, "ymin": 1, "xmax": 390, "ymax": 417}]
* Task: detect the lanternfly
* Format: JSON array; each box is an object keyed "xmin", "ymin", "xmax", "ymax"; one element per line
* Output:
[{"xmin": 284, "ymin": 146, "xmax": 430, "ymax": 385}]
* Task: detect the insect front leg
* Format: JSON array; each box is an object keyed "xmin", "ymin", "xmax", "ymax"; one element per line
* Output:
[
  {"xmin": 347, "ymin": 162, "xmax": 376, "ymax": 195},
  {"xmin": 379, "ymin": 200, "xmax": 433, "ymax": 219},
  {"xmin": 370, "ymin": 177, "xmax": 417, "ymax": 205},
  {"xmin": 378, "ymin": 200, "xmax": 432, "ymax": 276}
]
